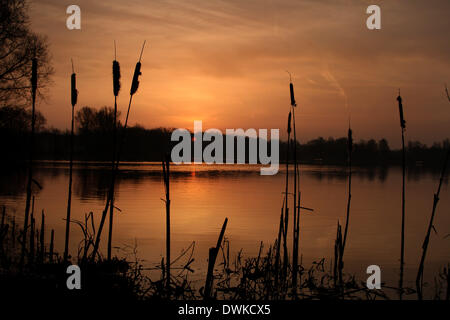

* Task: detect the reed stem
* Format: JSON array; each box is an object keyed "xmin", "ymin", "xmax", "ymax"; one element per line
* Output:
[
  {"xmin": 162, "ymin": 156, "xmax": 171, "ymax": 292},
  {"xmin": 64, "ymin": 61, "xmax": 78, "ymax": 262},
  {"xmin": 92, "ymin": 39, "xmax": 144, "ymax": 259},
  {"xmin": 29, "ymin": 197, "xmax": 35, "ymax": 264},
  {"xmin": 291, "ymin": 105, "xmax": 300, "ymax": 296},
  {"xmin": 274, "ymin": 206, "xmax": 283, "ymax": 287},
  {"xmin": 339, "ymin": 128, "xmax": 353, "ymax": 288},
  {"xmin": 416, "ymin": 148, "xmax": 449, "ymax": 299},
  {"xmin": 282, "ymin": 112, "xmax": 291, "ymax": 276},
  {"xmin": 107, "ymin": 96, "xmax": 118, "ymax": 261},
  {"xmin": 64, "ymin": 104, "xmax": 75, "ymax": 261},
  {"xmin": 204, "ymin": 217, "xmax": 228, "ymax": 300},
  {"xmin": 39, "ymin": 210, "xmax": 45, "ymax": 263},
  {"xmin": 399, "ymin": 126, "xmax": 406, "ymax": 299},
  {"xmin": 397, "ymin": 92, "xmax": 406, "ymax": 300},
  {"xmin": 49, "ymin": 229, "xmax": 54, "ymax": 263}
]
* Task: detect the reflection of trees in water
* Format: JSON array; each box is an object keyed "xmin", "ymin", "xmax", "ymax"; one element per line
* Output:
[
  {"xmin": 306, "ymin": 166, "xmax": 389, "ymax": 183},
  {"xmin": 1, "ymin": 164, "xmax": 446, "ymax": 201},
  {"xmin": 306, "ymin": 165, "xmax": 448, "ymax": 184},
  {"xmin": 0, "ymin": 167, "xmax": 45, "ymax": 198},
  {"xmin": 407, "ymin": 165, "xmax": 448, "ymax": 183},
  {"xmin": 74, "ymin": 167, "xmax": 112, "ymax": 201}
]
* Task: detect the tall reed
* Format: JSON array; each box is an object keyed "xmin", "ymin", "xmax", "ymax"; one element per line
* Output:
[
  {"xmin": 91, "ymin": 41, "xmax": 146, "ymax": 260},
  {"xmin": 334, "ymin": 221, "xmax": 343, "ymax": 287},
  {"xmin": 282, "ymin": 111, "xmax": 291, "ymax": 276},
  {"xmin": 274, "ymin": 205, "xmax": 284, "ymax": 287},
  {"xmin": 29, "ymin": 196, "xmax": 35, "ymax": 264},
  {"xmin": 63, "ymin": 60, "xmax": 78, "ymax": 262},
  {"xmin": 107, "ymin": 43, "xmax": 121, "ymax": 261},
  {"xmin": 204, "ymin": 217, "xmax": 228, "ymax": 300},
  {"xmin": 162, "ymin": 155, "xmax": 171, "ymax": 292},
  {"xmin": 20, "ymin": 56, "xmax": 38, "ymax": 268},
  {"xmin": 39, "ymin": 210, "xmax": 45, "ymax": 263},
  {"xmin": 49, "ymin": 229, "xmax": 54, "ymax": 263},
  {"xmin": 416, "ymin": 87, "xmax": 450, "ymax": 299},
  {"xmin": 289, "ymin": 74, "xmax": 301, "ymax": 295},
  {"xmin": 416, "ymin": 149, "xmax": 449, "ymax": 299},
  {"xmin": 341, "ymin": 127, "xmax": 353, "ymax": 257},
  {"xmin": 397, "ymin": 92, "xmax": 406, "ymax": 300}
]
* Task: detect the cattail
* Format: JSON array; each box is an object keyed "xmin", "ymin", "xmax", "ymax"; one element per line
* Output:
[
  {"xmin": 49, "ymin": 229, "xmax": 54, "ymax": 262},
  {"xmin": 287, "ymin": 111, "xmax": 292, "ymax": 134},
  {"xmin": 65, "ymin": 60, "xmax": 77, "ymax": 262},
  {"xmin": 71, "ymin": 60, "xmax": 78, "ymax": 107},
  {"xmin": 113, "ymin": 60, "xmax": 121, "ymax": 96},
  {"xmin": 162, "ymin": 155, "xmax": 171, "ymax": 291},
  {"xmin": 290, "ymin": 82, "xmax": 296, "ymax": 107},
  {"xmin": 347, "ymin": 127, "xmax": 353, "ymax": 154},
  {"xmin": 92, "ymin": 41, "xmax": 147, "ymax": 261},
  {"xmin": 31, "ymin": 57, "xmax": 38, "ymax": 101},
  {"xmin": 130, "ymin": 41, "xmax": 146, "ymax": 96},
  {"xmin": 397, "ymin": 91, "xmax": 406, "ymax": 299},
  {"xmin": 130, "ymin": 62, "xmax": 142, "ymax": 96},
  {"xmin": 397, "ymin": 94, "xmax": 406, "ymax": 129},
  {"xmin": 71, "ymin": 73, "xmax": 77, "ymax": 106},
  {"xmin": 108, "ymin": 47, "xmax": 121, "ymax": 261}
]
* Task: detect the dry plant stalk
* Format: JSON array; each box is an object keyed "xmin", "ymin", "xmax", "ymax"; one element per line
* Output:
[
  {"xmin": 107, "ymin": 43, "xmax": 121, "ymax": 260},
  {"xmin": 64, "ymin": 59, "xmax": 78, "ymax": 261},
  {"xmin": 416, "ymin": 86, "xmax": 450, "ymax": 299},
  {"xmin": 204, "ymin": 218, "xmax": 228, "ymax": 300},
  {"xmin": 162, "ymin": 155, "xmax": 171, "ymax": 292},
  {"xmin": 92, "ymin": 41, "xmax": 146, "ymax": 260},
  {"xmin": 282, "ymin": 111, "xmax": 291, "ymax": 276},
  {"xmin": 289, "ymin": 74, "xmax": 301, "ymax": 296},
  {"xmin": 341, "ymin": 127, "xmax": 353, "ymax": 259},
  {"xmin": 397, "ymin": 92, "xmax": 406, "ymax": 299}
]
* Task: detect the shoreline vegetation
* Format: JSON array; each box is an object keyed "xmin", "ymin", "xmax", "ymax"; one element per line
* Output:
[
  {"xmin": 1, "ymin": 113, "xmax": 449, "ymax": 168},
  {"xmin": 1, "ymin": 201, "xmax": 449, "ymax": 301}
]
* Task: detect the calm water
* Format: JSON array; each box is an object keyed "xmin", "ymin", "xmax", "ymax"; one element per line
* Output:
[{"xmin": 1, "ymin": 162, "xmax": 449, "ymax": 291}]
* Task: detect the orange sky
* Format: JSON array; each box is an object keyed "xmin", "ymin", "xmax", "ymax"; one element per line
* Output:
[{"xmin": 29, "ymin": 0, "xmax": 450, "ymax": 147}]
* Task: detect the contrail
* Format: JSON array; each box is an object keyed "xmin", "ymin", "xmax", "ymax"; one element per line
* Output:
[{"xmin": 322, "ymin": 64, "xmax": 350, "ymax": 123}]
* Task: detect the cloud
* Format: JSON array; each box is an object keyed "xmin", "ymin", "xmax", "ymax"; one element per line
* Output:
[{"xmin": 28, "ymin": 0, "xmax": 450, "ymax": 146}]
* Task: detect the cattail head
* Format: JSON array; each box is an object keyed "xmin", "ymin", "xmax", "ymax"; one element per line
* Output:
[
  {"xmin": 71, "ymin": 73, "xmax": 77, "ymax": 106},
  {"xmin": 71, "ymin": 60, "xmax": 78, "ymax": 107},
  {"xmin": 397, "ymin": 94, "xmax": 406, "ymax": 129},
  {"xmin": 130, "ymin": 61, "xmax": 141, "ymax": 96},
  {"xmin": 347, "ymin": 127, "xmax": 353, "ymax": 154},
  {"xmin": 113, "ymin": 60, "xmax": 121, "ymax": 96},
  {"xmin": 287, "ymin": 111, "xmax": 292, "ymax": 134},
  {"xmin": 31, "ymin": 58, "xmax": 38, "ymax": 98},
  {"xmin": 290, "ymin": 82, "xmax": 296, "ymax": 107},
  {"xmin": 130, "ymin": 41, "xmax": 146, "ymax": 96}
]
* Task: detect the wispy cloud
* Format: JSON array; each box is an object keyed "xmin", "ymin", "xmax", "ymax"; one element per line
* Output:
[{"xmin": 29, "ymin": 0, "xmax": 450, "ymax": 146}]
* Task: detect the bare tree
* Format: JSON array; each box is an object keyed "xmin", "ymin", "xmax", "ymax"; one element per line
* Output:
[
  {"xmin": 0, "ymin": 0, "xmax": 53, "ymax": 108},
  {"xmin": 75, "ymin": 106, "xmax": 121, "ymax": 134}
]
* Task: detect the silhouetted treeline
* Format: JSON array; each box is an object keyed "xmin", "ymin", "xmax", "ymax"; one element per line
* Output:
[
  {"xmin": 285, "ymin": 137, "xmax": 449, "ymax": 166},
  {"xmin": 1, "ymin": 106, "xmax": 449, "ymax": 167}
]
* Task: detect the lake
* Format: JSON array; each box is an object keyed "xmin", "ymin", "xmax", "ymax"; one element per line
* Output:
[{"xmin": 0, "ymin": 162, "xmax": 449, "ymax": 294}]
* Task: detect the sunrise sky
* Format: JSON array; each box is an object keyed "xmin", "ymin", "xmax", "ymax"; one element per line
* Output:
[{"xmin": 29, "ymin": 0, "xmax": 450, "ymax": 147}]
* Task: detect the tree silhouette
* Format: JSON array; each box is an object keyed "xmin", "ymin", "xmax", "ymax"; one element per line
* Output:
[
  {"xmin": 0, "ymin": 0, "xmax": 53, "ymax": 108},
  {"xmin": 75, "ymin": 106, "xmax": 121, "ymax": 134},
  {"xmin": 0, "ymin": 105, "xmax": 46, "ymax": 132}
]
